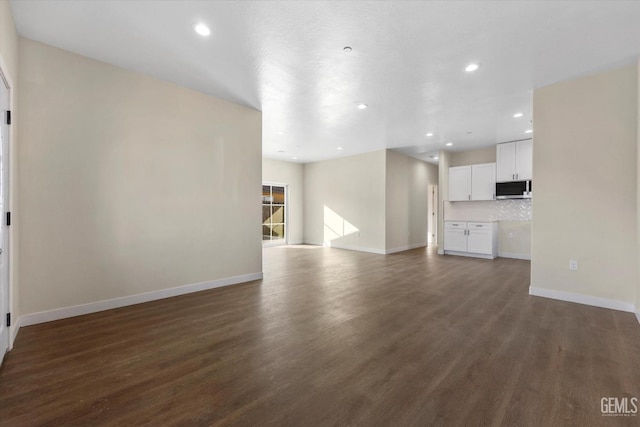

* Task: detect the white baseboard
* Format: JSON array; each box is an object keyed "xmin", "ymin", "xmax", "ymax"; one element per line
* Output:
[
  {"xmin": 529, "ymin": 286, "xmax": 636, "ymax": 313},
  {"xmin": 303, "ymin": 241, "xmax": 426, "ymax": 255},
  {"xmin": 9, "ymin": 316, "xmax": 20, "ymax": 350},
  {"xmin": 385, "ymin": 243, "xmax": 427, "ymax": 254},
  {"xmin": 310, "ymin": 240, "xmax": 385, "ymax": 255},
  {"xmin": 19, "ymin": 272, "xmax": 263, "ymax": 327},
  {"xmin": 444, "ymin": 250, "xmax": 496, "ymax": 260},
  {"xmin": 498, "ymin": 252, "xmax": 531, "ymax": 260},
  {"xmin": 328, "ymin": 243, "xmax": 386, "ymax": 255}
]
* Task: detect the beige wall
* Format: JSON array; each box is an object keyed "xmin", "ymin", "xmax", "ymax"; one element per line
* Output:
[
  {"xmin": 262, "ymin": 158, "xmax": 304, "ymax": 245},
  {"xmin": 437, "ymin": 150, "xmax": 452, "ymax": 254},
  {"xmin": 18, "ymin": 39, "xmax": 262, "ymax": 315},
  {"xmin": 450, "ymin": 146, "xmax": 495, "ymax": 167},
  {"xmin": 0, "ymin": 0, "xmax": 19, "ymax": 336},
  {"xmin": 385, "ymin": 150, "xmax": 437, "ymax": 252},
  {"xmin": 499, "ymin": 221, "xmax": 531, "ymax": 259},
  {"xmin": 304, "ymin": 150, "xmax": 386, "ymax": 253},
  {"xmin": 532, "ymin": 64, "xmax": 637, "ymax": 305}
]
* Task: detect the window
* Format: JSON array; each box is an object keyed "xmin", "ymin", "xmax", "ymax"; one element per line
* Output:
[{"xmin": 262, "ymin": 184, "xmax": 286, "ymax": 243}]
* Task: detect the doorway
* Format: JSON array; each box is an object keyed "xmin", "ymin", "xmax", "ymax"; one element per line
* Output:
[
  {"xmin": 262, "ymin": 183, "xmax": 287, "ymax": 247},
  {"xmin": 428, "ymin": 184, "xmax": 438, "ymax": 245},
  {"xmin": 0, "ymin": 63, "xmax": 11, "ymax": 364}
]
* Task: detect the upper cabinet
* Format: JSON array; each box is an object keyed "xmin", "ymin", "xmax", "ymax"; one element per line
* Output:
[
  {"xmin": 449, "ymin": 163, "xmax": 496, "ymax": 201},
  {"xmin": 471, "ymin": 163, "xmax": 496, "ymax": 201},
  {"xmin": 449, "ymin": 166, "xmax": 471, "ymax": 201},
  {"xmin": 496, "ymin": 140, "xmax": 532, "ymax": 182}
]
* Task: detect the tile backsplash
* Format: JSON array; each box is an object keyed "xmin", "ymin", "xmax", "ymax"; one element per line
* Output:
[{"xmin": 444, "ymin": 199, "xmax": 532, "ymax": 222}]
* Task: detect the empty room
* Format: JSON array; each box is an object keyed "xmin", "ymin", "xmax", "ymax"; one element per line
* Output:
[{"xmin": 1, "ymin": 1, "xmax": 640, "ymax": 425}]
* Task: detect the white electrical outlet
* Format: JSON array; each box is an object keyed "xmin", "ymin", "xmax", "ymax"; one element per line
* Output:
[{"xmin": 569, "ymin": 260, "xmax": 578, "ymax": 271}]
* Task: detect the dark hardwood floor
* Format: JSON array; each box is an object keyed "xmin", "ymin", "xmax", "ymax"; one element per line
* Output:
[{"xmin": 1, "ymin": 246, "xmax": 639, "ymax": 426}]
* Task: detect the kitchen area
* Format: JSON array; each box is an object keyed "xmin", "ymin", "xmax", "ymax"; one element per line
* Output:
[{"xmin": 441, "ymin": 139, "xmax": 532, "ymax": 260}]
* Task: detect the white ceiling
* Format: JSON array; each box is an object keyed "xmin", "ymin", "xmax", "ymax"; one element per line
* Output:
[{"xmin": 10, "ymin": 1, "xmax": 640, "ymax": 164}]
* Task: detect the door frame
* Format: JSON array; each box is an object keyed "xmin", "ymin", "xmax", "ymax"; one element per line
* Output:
[
  {"xmin": 262, "ymin": 182, "xmax": 288, "ymax": 247},
  {"xmin": 428, "ymin": 184, "xmax": 438, "ymax": 245},
  {"xmin": 0, "ymin": 54, "xmax": 13, "ymax": 361}
]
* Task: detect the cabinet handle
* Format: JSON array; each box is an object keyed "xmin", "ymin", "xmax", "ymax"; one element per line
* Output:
[
  {"xmin": 468, "ymin": 194, "xmax": 471, "ymax": 200},
  {"xmin": 516, "ymin": 173, "xmax": 518, "ymax": 180}
]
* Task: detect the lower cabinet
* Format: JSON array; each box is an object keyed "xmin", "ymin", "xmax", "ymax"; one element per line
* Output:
[{"xmin": 444, "ymin": 221, "xmax": 498, "ymax": 259}]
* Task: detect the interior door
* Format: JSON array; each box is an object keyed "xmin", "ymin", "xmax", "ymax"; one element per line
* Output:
[{"xmin": 0, "ymin": 76, "xmax": 9, "ymax": 363}]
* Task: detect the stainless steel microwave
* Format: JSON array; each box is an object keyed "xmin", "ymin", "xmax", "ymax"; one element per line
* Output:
[{"xmin": 496, "ymin": 180, "xmax": 532, "ymax": 199}]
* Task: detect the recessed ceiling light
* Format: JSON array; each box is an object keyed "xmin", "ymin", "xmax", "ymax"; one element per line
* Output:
[
  {"xmin": 465, "ymin": 63, "xmax": 479, "ymax": 72},
  {"xmin": 357, "ymin": 103, "xmax": 368, "ymax": 110},
  {"xmin": 446, "ymin": 142, "xmax": 453, "ymax": 146},
  {"xmin": 193, "ymin": 22, "xmax": 211, "ymax": 36},
  {"xmin": 337, "ymin": 147, "xmax": 343, "ymax": 150},
  {"xmin": 426, "ymin": 132, "xmax": 434, "ymax": 137},
  {"xmin": 292, "ymin": 157, "xmax": 297, "ymax": 160},
  {"xmin": 277, "ymin": 131, "xmax": 285, "ymax": 135},
  {"xmin": 525, "ymin": 129, "xmax": 533, "ymax": 134},
  {"xmin": 434, "ymin": 156, "xmax": 439, "ymax": 160},
  {"xmin": 344, "ymin": 46, "xmax": 352, "ymax": 52},
  {"xmin": 513, "ymin": 112, "xmax": 524, "ymax": 118}
]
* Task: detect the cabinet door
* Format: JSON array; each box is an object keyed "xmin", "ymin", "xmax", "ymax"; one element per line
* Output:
[
  {"xmin": 467, "ymin": 228, "xmax": 492, "ymax": 254},
  {"xmin": 471, "ymin": 163, "xmax": 496, "ymax": 201},
  {"xmin": 448, "ymin": 166, "xmax": 471, "ymax": 201},
  {"xmin": 496, "ymin": 142, "xmax": 516, "ymax": 182},
  {"xmin": 444, "ymin": 228, "xmax": 467, "ymax": 252},
  {"xmin": 515, "ymin": 140, "xmax": 533, "ymax": 180}
]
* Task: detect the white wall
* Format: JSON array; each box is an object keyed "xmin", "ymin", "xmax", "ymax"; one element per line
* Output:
[
  {"xmin": 385, "ymin": 150, "xmax": 437, "ymax": 253},
  {"xmin": 0, "ymin": 0, "xmax": 19, "ymax": 343},
  {"xmin": 18, "ymin": 39, "xmax": 263, "ymax": 316},
  {"xmin": 304, "ymin": 150, "xmax": 386, "ymax": 253},
  {"xmin": 532, "ymin": 63, "xmax": 637, "ymax": 309},
  {"xmin": 262, "ymin": 158, "xmax": 304, "ymax": 244}
]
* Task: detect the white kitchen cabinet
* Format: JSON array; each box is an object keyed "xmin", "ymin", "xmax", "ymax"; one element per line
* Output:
[
  {"xmin": 449, "ymin": 163, "xmax": 496, "ymax": 201},
  {"xmin": 496, "ymin": 140, "xmax": 532, "ymax": 182},
  {"xmin": 443, "ymin": 222, "xmax": 467, "ymax": 251},
  {"xmin": 466, "ymin": 222, "xmax": 494, "ymax": 254},
  {"xmin": 471, "ymin": 163, "xmax": 496, "ymax": 201},
  {"xmin": 444, "ymin": 221, "xmax": 498, "ymax": 259},
  {"xmin": 448, "ymin": 166, "xmax": 471, "ymax": 201},
  {"xmin": 515, "ymin": 140, "xmax": 533, "ymax": 180}
]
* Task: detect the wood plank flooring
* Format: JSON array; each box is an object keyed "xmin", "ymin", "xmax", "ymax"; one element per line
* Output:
[{"xmin": 1, "ymin": 246, "xmax": 639, "ymax": 426}]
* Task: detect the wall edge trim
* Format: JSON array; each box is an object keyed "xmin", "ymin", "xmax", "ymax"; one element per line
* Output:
[
  {"xmin": 385, "ymin": 243, "xmax": 427, "ymax": 254},
  {"xmin": 498, "ymin": 252, "xmax": 531, "ymax": 260},
  {"xmin": 529, "ymin": 286, "xmax": 635, "ymax": 313},
  {"xmin": 18, "ymin": 272, "xmax": 264, "ymax": 327}
]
